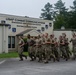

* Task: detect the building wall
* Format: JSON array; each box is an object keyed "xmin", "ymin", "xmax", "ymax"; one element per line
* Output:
[
  {"xmin": 0, "ymin": 14, "xmax": 53, "ymax": 35},
  {"xmin": 0, "ymin": 13, "xmax": 53, "ymax": 52}
]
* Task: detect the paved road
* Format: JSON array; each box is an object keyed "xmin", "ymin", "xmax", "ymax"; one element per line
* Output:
[{"xmin": 0, "ymin": 58, "xmax": 76, "ymax": 75}]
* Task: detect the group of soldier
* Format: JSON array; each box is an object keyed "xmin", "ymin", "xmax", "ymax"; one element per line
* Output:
[{"xmin": 18, "ymin": 32, "xmax": 76, "ymax": 63}]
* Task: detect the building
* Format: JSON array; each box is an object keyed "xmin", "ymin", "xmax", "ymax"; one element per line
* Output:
[{"xmin": 0, "ymin": 13, "xmax": 53, "ymax": 53}]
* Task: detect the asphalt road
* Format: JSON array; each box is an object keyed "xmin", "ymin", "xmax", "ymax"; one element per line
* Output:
[{"xmin": 0, "ymin": 58, "xmax": 76, "ymax": 75}]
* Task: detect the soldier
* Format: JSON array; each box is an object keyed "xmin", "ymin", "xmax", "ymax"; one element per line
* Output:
[
  {"xmin": 35, "ymin": 35, "xmax": 42, "ymax": 62},
  {"xmin": 70, "ymin": 33, "xmax": 76, "ymax": 60},
  {"xmin": 62, "ymin": 34, "xmax": 69, "ymax": 59},
  {"xmin": 50, "ymin": 34, "xmax": 57, "ymax": 62},
  {"xmin": 59, "ymin": 35, "xmax": 68, "ymax": 61},
  {"xmin": 18, "ymin": 36, "xmax": 27, "ymax": 61},
  {"xmin": 44, "ymin": 33, "xmax": 51, "ymax": 63},
  {"xmin": 54, "ymin": 38, "xmax": 60, "ymax": 61},
  {"xmin": 27, "ymin": 34, "xmax": 35, "ymax": 61},
  {"xmin": 41, "ymin": 34, "xmax": 46, "ymax": 60}
]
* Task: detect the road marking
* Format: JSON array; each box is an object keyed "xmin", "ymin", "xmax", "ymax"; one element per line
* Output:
[{"xmin": 0, "ymin": 60, "xmax": 6, "ymax": 65}]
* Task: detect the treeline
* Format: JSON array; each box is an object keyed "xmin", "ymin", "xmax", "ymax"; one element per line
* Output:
[{"xmin": 40, "ymin": 0, "xmax": 76, "ymax": 29}]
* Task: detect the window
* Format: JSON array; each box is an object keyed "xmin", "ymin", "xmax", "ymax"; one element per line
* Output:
[
  {"xmin": 8, "ymin": 25, "xmax": 11, "ymax": 29},
  {"xmin": 37, "ymin": 29, "xmax": 41, "ymax": 32},
  {"xmin": 12, "ymin": 36, "xmax": 15, "ymax": 48},
  {"xmin": 45, "ymin": 25, "xmax": 48, "ymax": 29},
  {"xmin": 1, "ymin": 20, "xmax": 6, "ymax": 24},
  {"xmin": 49, "ymin": 23, "xmax": 52, "ymax": 27},
  {"xmin": 41, "ymin": 27, "xmax": 45, "ymax": 31},
  {"xmin": 8, "ymin": 36, "xmax": 11, "ymax": 48},
  {"xmin": 8, "ymin": 36, "xmax": 15, "ymax": 48}
]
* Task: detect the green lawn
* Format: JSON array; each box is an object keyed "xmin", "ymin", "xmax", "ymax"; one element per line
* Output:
[{"xmin": 0, "ymin": 52, "xmax": 28, "ymax": 58}]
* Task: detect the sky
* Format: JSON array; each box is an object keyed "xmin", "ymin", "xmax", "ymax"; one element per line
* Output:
[{"xmin": 0, "ymin": 0, "xmax": 74, "ymax": 18}]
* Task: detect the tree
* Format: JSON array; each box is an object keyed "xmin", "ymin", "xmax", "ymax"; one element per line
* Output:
[
  {"xmin": 68, "ymin": 0, "xmax": 76, "ymax": 29},
  {"xmin": 70, "ymin": 0, "xmax": 76, "ymax": 11},
  {"xmin": 54, "ymin": 0, "xmax": 68, "ymax": 29},
  {"xmin": 40, "ymin": 2, "xmax": 54, "ymax": 20},
  {"xmin": 54, "ymin": 0, "xmax": 68, "ymax": 14}
]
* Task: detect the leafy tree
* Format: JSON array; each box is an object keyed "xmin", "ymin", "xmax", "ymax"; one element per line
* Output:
[
  {"xmin": 54, "ymin": 0, "xmax": 68, "ymax": 14},
  {"xmin": 68, "ymin": 0, "xmax": 76, "ymax": 29},
  {"xmin": 70, "ymin": 0, "xmax": 76, "ymax": 11},
  {"xmin": 40, "ymin": 2, "xmax": 54, "ymax": 20},
  {"xmin": 54, "ymin": 0, "xmax": 68, "ymax": 29}
]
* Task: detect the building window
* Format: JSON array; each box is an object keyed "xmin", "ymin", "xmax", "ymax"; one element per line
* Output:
[
  {"xmin": 8, "ymin": 25, "xmax": 11, "ymax": 29},
  {"xmin": 41, "ymin": 27, "xmax": 45, "ymax": 31},
  {"xmin": 8, "ymin": 36, "xmax": 11, "ymax": 48},
  {"xmin": 8, "ymin": 36, "xmax": 15, "ymax": 48},
  {"xmin": 37, "ymin": 29, "xmax": 41, "ymax": 32},
  {"xmin": 12, "ymin": 36, "xmax": 15, "ymax": 48},
  {"xmin": 45, "ymin": 25, "xmax": 48, "ymax": 29},
  {"xmin": 1, "ymin": 20, "xmax": 6, "ymax": 24},
  {"xmin": 49, "ymin": 23, "xmax": 52, "ymax": 27}
]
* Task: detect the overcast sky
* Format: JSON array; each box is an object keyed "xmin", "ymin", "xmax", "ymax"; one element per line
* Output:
[{"xmin": 0, "ymin": 0, "xmax": 74, "ymax": 18}]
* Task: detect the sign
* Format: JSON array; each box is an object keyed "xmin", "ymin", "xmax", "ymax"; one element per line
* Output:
[{"xmin": 12, "ymin": 28, "xmax": 16, "ymax": 32}]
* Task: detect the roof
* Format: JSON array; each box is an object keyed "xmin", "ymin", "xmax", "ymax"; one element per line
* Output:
[
  {"xmin": 0, "ymin": 13, "xmax": 52, "ymax": 22},
  {"xmin": 16, "ymin": 29, "xmax": 42, "ymax": 36},
  {"xmin": 16, "ymin": 29, "xmax": 33, "ymax": 36}
]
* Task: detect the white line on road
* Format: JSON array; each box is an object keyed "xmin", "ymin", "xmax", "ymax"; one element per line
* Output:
[{"xmin": 0, "ymin": 60, "xmax": 6, "ymax": 65}]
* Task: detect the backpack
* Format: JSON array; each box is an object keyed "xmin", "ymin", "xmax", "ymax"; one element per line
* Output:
[{"xmin": 23, "ymin": 38, "xmax": 28, "ymax": 52}]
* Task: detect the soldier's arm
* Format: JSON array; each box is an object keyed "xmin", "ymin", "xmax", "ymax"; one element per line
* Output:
[
  {"xmin": 20, "ymin": 39, "xmax": 25, "ymax": 47},
  {"xmin": 61, "ymin": 40, "xmax": 65, "ymax": 45}
]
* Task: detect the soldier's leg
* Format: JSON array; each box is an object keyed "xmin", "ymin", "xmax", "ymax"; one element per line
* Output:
[
  {"xmin": 65, "ymin": 46, "xmax": 70, "ymax": 59},
  {"xmin": 44, "ymin": 47, "xmax": 49, "ymax": 63},
  {"xmin": 18, "ymin": 47, "xmax": 24, "ymax": 61},
  {"xmin": 62, "ymin": 47, "xmax": 68, "ymax": 61},
  {"xmin": 54, "ymin": 47, "xmax": 60, "ymax": 61},
  {"xmin": 51, "ymin": 47, "xmax": 56, "ymax": 62},
  {"xmin": 42, "ymin": 45, "xmax": 46, "ymax": 60},
  {"xmin": 38, "ymin": 47, "xmax": 43, "ymax": 62},
  {"xmin": 72, "ymin": 46, "xmax": 76, "ymax": 60},
  {"xmin": 28, "ymin": 46, "xmax": 34, "ymax": 61}
]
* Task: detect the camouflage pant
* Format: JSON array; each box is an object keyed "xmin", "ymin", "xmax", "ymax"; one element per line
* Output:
[
  {"xmin": 28, "ymin": 46, "xmax": 35, "ymax": 59},
  {"xmin": 60, "ymin": 46, "xmax": 68, "ymax": 59},
  {"xmin": 35, "ymin": 46, "xmax": 43, "ymax": 61},
  {"xmin": 18, "ymin": 47, "xmax": 24, "ymax": 55},
  {"xmin": 72, "ymin": 46, "xmax": 76, "ymax": 59},
  {"xmin": 52, "ymin": 46, "xmax": 60, "ymax": 61},
  {"xmin": 18, "ymin": 47, "xmax": 26, "ymax": 60},
  {"xmin": 65, "ymin": 46, "xmax": 71, "ymax": 58},
  {"xmin": 44, "ymin": 45, "xmax": 52, "ymax": 62},
  {"xmin": 42, "ymin": 45, "xmax": 46, "ymax": 59}
]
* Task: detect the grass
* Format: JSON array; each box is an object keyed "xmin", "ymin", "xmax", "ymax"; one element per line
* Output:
[{"xmin": 0, "ymin": 52, "xmax": 28, "ymax": 58}]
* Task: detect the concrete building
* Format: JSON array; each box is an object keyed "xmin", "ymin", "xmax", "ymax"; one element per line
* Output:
[{"xmin": 0, "ymin": 13, "xmax": 53, "ymax": 53}]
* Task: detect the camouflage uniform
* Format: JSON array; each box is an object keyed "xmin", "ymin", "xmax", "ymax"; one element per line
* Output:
[
  {"xmin": 41, "ymin": 37, "xmax": 46, "ymax": 60},
  {"xmin": 64, "ymin": 38, "xmax": 70, "ymax": 59},
  {"xmin": 54, "ymin": 38, "xmax": 60, "ymax": 61},
  {"xmin": 59, "ymin": 39, "xmax": 68, "ymax": 61},
  {"xmin": 50, "ymin": 38, "xmax": 56, "ymax": 62},
  {"xmin": 44, "ymin": 37, "xmax": 51, "ymax": 63},
  {"xmin": 70, "ymin": 37, "xmax": 76, "ymax": 60},
  {"xmin": 27, "ymin": 38, "xmax": 35, "ymax": 61},
  {"xmin": 18, "ymin": 38, "xmax": 27, "ymax": 61},
  {"xmin": 35, "ymin": 37, "xmax": 42, "ymax": 62}
]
